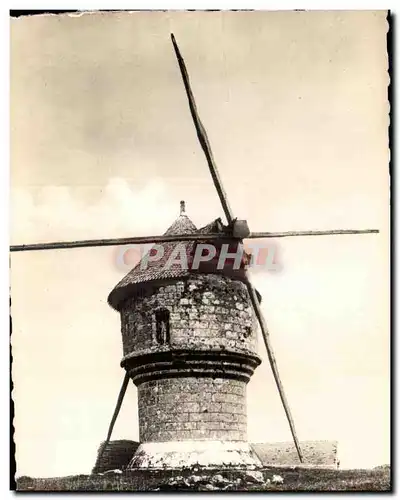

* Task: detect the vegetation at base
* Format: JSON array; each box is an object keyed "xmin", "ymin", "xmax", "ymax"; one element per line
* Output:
[{"xmin": 16, "ymin": 465, "xmax": 391, "ymax": 492}]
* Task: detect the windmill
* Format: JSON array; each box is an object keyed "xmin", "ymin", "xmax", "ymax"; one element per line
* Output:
[{"xmin": 10, "ymin": 34, "xmax": 379, "ymax": 468}]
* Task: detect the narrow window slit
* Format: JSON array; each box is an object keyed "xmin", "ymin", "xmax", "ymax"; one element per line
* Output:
[{"xmin": 155, "ymin": 308, "xmax": 170, "ymax": 345}]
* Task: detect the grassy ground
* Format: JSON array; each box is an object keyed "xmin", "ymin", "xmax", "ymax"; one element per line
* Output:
[{"xmin": 16, "ymin": 465, "xmax": 391, "ymax": 492}]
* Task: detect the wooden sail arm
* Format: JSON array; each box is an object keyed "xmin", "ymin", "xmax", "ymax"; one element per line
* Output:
[
  {"xmin": 170, "ymin": 33, "xmax": 305, "ymax": 462},
  {"xmin": 10, "ymin": 228, "xmax": 379, "ymax": 252},
  {"xmin": 171, "ymin": 33, "xmax": 234, "ymax": 226}
]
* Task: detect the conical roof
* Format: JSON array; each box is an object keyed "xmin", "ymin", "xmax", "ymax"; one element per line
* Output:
[
  {"xmin": 108, "ymin": 203, "xmax": 199, "ymax": 310},
  {"xmin": 108, "ymin": 202, "xmax": 259, "ymax": 310}
]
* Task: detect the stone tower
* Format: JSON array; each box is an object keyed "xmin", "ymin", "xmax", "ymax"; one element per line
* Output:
[{"xmin": 108, "ymin": 203, "xmax": 262, "ymax": 470}]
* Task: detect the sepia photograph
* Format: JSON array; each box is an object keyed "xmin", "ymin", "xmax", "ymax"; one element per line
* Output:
[{"xmin": 10, "ymin": 9, "xmax": 390, "ymax": 492}]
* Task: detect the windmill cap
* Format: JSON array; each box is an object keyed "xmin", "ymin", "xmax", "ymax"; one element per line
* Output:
[{"xmin": 107, "ymin": 206, "xmax": 261, "ymax": 310}]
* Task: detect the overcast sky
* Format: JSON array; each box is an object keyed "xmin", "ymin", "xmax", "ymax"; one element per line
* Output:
[{"xmin": 11, "ymin": 10, "xmax": 389, "ymax": 477}]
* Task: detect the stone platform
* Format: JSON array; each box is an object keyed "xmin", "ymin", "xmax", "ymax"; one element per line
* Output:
[
  {"xmin": 93, "ymin": 439, "xmax": 339, "ymax": 473},
  {"xmin": 128, "ymin": 440, "xmax": 262, "ymax": 470}
]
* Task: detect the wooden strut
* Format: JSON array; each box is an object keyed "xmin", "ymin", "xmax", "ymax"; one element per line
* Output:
[
  {"xmin": 96, "ymin": 372, "xmax": 130, "ymax": 468},
  {"xmin": 246, "ymin": 282, "xmax": 304, "ymax": 462},
  {"xmin": 9, "ymin": 229, "xmax": 379, "ymax": 253},
  {"xmin": 170, "ymin": 33, "xmax": 305, "ymax": 461}
]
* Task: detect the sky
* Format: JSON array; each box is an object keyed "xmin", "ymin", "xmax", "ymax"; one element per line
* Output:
[{"xmin": 10, "ymin": 10, "xmax": 390, "ymax": 477}]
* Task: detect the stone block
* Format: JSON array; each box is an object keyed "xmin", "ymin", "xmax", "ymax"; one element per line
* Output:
[{"xmin": 250, "ymin": 441, "xmax": 339, "ymax": 468}]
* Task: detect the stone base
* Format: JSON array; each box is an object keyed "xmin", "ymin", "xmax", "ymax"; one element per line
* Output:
[{"xmin": 128, "ymin": 440, "xmax": 262, "ymax": 471}]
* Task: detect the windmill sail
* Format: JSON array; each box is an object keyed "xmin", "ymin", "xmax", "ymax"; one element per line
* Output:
[
  {"xmin": 171, "ymin": 34, "xmax": 234, "ymax": 226},
  {"xmin": 170, "ymin": 33, "xmax": 304, "ymax": 462}
]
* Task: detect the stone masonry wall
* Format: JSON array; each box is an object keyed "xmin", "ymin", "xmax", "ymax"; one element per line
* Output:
[
  {"xmin": 120, "ymin": 274, "xmax": 258, "ymax": 357},
  {"xmin": 138, "ymin": 377, "xmax": 247, "ymax": 442}
]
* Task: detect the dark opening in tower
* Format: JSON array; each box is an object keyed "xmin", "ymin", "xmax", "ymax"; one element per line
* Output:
[{"xmin": 154, "ymin": 308, "xmax": 170, "ymax": 345}]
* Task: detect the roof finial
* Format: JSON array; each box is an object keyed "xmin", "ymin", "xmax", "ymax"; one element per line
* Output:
[{"xmin": 180, "ymin": 200, "xmax": 186, "ymax": 215}]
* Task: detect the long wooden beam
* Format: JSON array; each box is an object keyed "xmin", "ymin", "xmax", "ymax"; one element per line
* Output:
[
  {"xmin": 170, "ymin": 34, "xmax": 305, "ymax": 462},
  {"xmin": 251, "ymin": 229, "xmax": 379, "ymax": 238},
  {"xmin": 96, "ymin": 372, "xmax": 130, "ymax": 469},
  {"xmin": 9, "ymin": 228, "xmax": 379, "ymax": 252},
  {"xmin": 171, "ymin": 33, "xmax": 235, "ymax": 226},
  {"xmin": 10, "ymin": 233, "xmax": 234, "ymax": 252},
  {"xmin": 247, "ymin": 282, "xmax": 304, "ymax": 462}
]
